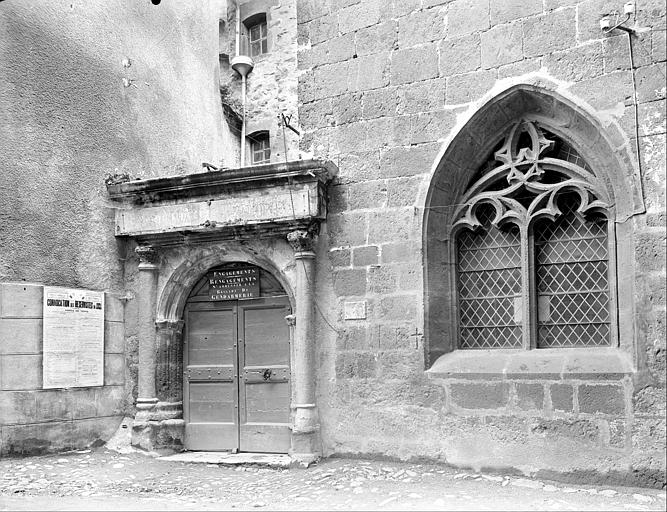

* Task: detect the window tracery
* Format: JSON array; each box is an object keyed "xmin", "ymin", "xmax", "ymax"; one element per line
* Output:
[{"xmin": 452, "ymin": 121, "xmax": 613, "ymax": 350}]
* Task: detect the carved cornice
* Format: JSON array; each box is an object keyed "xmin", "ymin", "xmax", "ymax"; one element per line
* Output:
[
  {"xmin": 106, "ymin": 159, "xmax": 337, "ymax": 204},
  {"xmin": 106, "ymin": 159, "xmax": 338, "ymax": 246}
]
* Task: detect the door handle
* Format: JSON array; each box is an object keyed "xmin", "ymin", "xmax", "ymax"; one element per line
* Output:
[{"xmin": 245, "ymin": 368, "xmax": 273, "ymax": 380}]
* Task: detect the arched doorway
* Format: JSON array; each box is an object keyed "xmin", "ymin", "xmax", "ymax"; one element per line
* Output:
[{"xmin": 183, "ymin": 262, "xmax": 292, "ymax": 453}]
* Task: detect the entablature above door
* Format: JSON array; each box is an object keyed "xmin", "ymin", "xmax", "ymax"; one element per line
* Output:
[{"xmin": 105, "ymin": 159, "xmax": 337, "ymax": 246}]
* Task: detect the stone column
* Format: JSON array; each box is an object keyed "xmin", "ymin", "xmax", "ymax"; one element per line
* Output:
[
  {"xmin": 287, "ymin": 229, "xmax": 321, "ymax": 463},
  {"xmin": 135, "ymin": 245, "xmax": 160, "ymax": 411},
  {"xmin": 155, "ymin": 319, "xmax": 184, "ymax": 403}
]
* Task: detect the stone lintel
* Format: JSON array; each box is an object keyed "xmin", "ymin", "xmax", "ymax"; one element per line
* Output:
[{"xmin": 107, "ymin": 160, "xmax": 337, "ymax": 244}]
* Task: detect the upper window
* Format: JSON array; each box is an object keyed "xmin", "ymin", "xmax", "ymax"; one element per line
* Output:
[
  {"xmin": 249, "ymin": 131, "xmax": 271, "ymax": 164},
  {"xmin": 453, "ymin": 121, "xmax": 612, "ymax": 350},
  {"xmin": 243, "ymin": 14, "xmax": 268, "ymax": 58}
]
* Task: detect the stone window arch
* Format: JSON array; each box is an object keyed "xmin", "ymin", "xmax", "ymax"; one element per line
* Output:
[
  {"xmin": 452, "ymin": 121, "xmax": 615, "ymax": 350},
  {"xmin": 423, "ymin": 85, "xmax": 642, "ymax": 372}
]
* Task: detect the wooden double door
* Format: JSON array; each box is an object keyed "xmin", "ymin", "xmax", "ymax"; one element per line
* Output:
[{"xmin": 183, "ymin": 296, "xmax": 291, "ymax": 453}]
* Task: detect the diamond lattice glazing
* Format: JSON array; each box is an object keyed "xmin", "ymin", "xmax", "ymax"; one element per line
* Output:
[
  {"xmin": 454, "ymin": 125, "xmax": 612, "ymax": 351},
  {"xmin": 535, "ymin": 200, "xmax": 610, "ymax": 348},
  {"xmin": 458, "ymin": 220, "xmax": 522, "ymax": 349}
]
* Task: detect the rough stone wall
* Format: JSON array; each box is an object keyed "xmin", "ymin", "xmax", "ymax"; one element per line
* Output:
[
  {"xmin": 221, "ymin": 0, "xmax": 301, "ymax": 164},
  {"xmin": 297, "ymin": 0, "xmax": 666, "ymax": 486},
  {"xmin": 0, "ymin": 0, "xmax": 233, "ymax": 452},
  {"xmin": 0, "ymin": 284, "xmax": 125, "ymax": 455}
]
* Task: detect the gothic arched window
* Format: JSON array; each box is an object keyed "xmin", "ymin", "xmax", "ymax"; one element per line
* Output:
[{"xmin": 452, "ymin": 121, "xmax": 614, "ymax": 350}]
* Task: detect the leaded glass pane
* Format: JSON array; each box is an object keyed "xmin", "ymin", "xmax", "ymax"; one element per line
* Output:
[
  {"xmin": 457, "ymin": 208, "xmax": 522, "ymax": 349},
  {"xmin": 554, "ymin": 140, "xmax": 593, "ymax": 173},
  {"xmin": 454, "ymin": 122, "xmax": 612, "ymax": 351},
  {"xmin": 535, "ymin": 195, "xmax": 610, "ymax": 348}
]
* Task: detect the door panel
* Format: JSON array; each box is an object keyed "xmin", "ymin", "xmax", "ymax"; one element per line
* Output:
[
  {"xmin": 187, "ymin": 310, "xmax": 235, "ymax": 364},
  {"xmin": 240, "ymin": 423, "xmax": 292, "ymax": 453},
  {"xmin": 243, "ymin": 307, "xmax": 291, "ymax": 365},
  {"xmin": 184, "ymin": 306, "xmax": 238, "ymax": 451},
  {"xmin": 184, "ymin": 297, "xmax": 291, "ymax": 453},
  {"xmin": 238, "ymin": 299, "xmax": 291, "ymax": 454},
  {"xmin": 244, "ymin": 381, "xmax": 290, "ymax": 423},
  {"xmin": 189, "ymin": 383, "xmax": 235, "ymax": 422}
]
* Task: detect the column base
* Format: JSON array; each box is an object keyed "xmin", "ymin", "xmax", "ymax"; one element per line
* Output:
[
  {"xmin": 289, "ymin": 429, "xmax": 321, "ymax": 467},
  {"xmin": 290, "ymin": 404, "xmax": 321, "ymax": 465},
  {"xmin": 132, "ymin": 401, "xmax": 184, "ymax": 453},
  {"xmin": 136, "ymin": 397, "xmax": 159, "ymax": 411}
]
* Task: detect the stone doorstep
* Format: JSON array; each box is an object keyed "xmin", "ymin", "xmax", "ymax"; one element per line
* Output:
[{"xmin": 160, "ymin": 451, "xmax": 292, "ymax": 468}]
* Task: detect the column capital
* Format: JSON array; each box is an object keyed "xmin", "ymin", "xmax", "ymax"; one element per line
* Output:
[
  {"xmin": 155, "ymin": 319, "xmax": 185, "ymax": 333},
  {"xmin": 135, "ymin": 245, "xmax": 159, "ymax": 269},
  {"xmin": 287, "ymin": 229, "xmax": 318, "ymax": 255}
]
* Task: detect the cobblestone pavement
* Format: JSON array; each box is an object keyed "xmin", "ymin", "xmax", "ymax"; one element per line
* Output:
[{"xmin": 0, "ymin": 448, "xmax": 665, "ymax": 511}]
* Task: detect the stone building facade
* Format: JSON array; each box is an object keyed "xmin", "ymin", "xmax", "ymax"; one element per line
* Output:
[
  {"xmin": 295, "ymin": 0, "xmax": 666, "ymax": 486},
  {"xmin": 0, "ymin": 0, "xmax": 665, "ymax": 488}
]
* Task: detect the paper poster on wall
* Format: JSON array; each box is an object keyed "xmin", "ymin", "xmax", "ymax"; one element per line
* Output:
[{"xmin": 43, "ymin": 286, "xmax": 105, "ymax": 389}]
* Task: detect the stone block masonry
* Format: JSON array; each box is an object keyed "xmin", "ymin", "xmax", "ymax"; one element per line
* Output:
[
  {"xmin": 0, "ymin": 283, "xmax": 126, "ymax": 455},
  {"xmin": 298, "ymin": 0, "xmax": 666, "ymax": 487}
]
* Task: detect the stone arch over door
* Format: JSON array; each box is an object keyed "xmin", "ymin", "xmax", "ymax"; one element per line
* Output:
[
  {"xmin": 422, "ymin": 84, "xmax": 642, "ymax": 368},
  {"xmin": 153, "ymin": 246, "xmax": 296, "ymax": 404}
]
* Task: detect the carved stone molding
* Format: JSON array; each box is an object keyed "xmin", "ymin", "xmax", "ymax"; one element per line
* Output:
[
  {"xmin": 156, "ymin": 319, "xmax": 185, "ymax": 334},
  {"xmin": 287, "ymin": 227, "xmax": 318, "ymax": 254},
  {"xmin": 107, "ymin": 159, "xmax": 337, "ymax": 246},
  {"xmin": 135, "ymin": 245, "xmax": 158, "ymax": 266},
  {"xmin": 452, "ymin": 121, "xmax": 609, "ymax": 233},
  {"xmin": 155, "ymin": 319, "xmax": 184, "ymax": 402}
]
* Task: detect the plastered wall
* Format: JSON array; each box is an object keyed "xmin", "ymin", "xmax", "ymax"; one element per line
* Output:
[
  {"xmin": 0, "ymin": 0, "xmax": 233, "ymax": 451},
  {"xmin": 0, "ymin": 0, "xmax": 229, "ymax": 289}
]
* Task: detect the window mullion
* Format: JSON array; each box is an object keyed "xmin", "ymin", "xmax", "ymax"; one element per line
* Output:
[{"xmin": 520, "ymin": 224, "xmax": 536, "ymax": 350}]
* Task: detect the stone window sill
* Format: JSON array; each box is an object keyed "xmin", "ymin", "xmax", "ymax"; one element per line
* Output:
[{"xmin": 426, "ymin": 347, "xmax": 634, "ymax": 380}]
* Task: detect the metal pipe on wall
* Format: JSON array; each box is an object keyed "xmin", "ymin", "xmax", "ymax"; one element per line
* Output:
[
  {"xmin": 235, "ymin": 0, "xmax": 240, "ymax": 57},
  {"xmin": 241, "ymin": 73, "xmax": 247, "ymax": 167},
  {"xmin": 230, "ymin": 0, "xmax": 253, "ymax": 168}
]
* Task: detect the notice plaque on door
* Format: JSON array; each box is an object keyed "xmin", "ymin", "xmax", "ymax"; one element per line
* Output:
[{"xmin": 208, "ymin": 268, "xmax": 260, "ymax": 300}]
